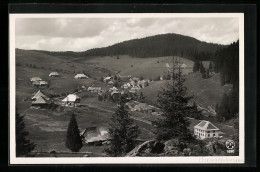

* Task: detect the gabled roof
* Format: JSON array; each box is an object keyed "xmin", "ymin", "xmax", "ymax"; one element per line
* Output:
[
  {"xmin": 32, "ymin": 96, "xmax": 49, "ymax": 105},
  {"xmin": 32, "ymin": 90, "xmax": 50, "ymax": 100},
  {"xmin": 107, "ymin": 80, "xmax": 114, "ymax": 84},
  {"xmin": 194, "ymin": 120, "xmax": 219, "ymax": 131},
  {"xmin": 62, "ymin": 94, "xmax": 80, "ymax": 102},
  {"xmin": 74, "ymin": 74, "xmax": 88, "ymax": 78},
  {"xmin": 49, "ymin": 72, "xmax": 59, "ymax": 76},
  {"xmin": 30, "ymin": 77, "xmax": 42, "ymax": 82}
]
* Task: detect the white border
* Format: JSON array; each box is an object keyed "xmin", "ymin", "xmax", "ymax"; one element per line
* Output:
[{"xmin": 9, "ymin": 13, "xmax": 244, "ymax": 164}]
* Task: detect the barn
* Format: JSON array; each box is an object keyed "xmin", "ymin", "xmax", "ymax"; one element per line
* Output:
[{"xmin": 62, "ymin": 94, "xmax": 80, "ymax": 107}]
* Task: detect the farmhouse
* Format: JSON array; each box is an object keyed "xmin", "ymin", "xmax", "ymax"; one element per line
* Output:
[
  {"xmin": 62, "ymin": 94, "xmax": 80, "ymax": 107},
  {"xmin": 134, "ymin": 103, "xmax": 154, "ymax": 113},
  {"xmin": 30, "ymin": 77, "xmax": 42, "ymax": 82},
  {"xmin": 103, "ymin": 76, "xmax": 113, "ymax": 83},
  {"xmin": 87, "ymin": 86, "xmax": 102, "ymax": 93},
  {"xmin": 32, "ymin": 80, "xmax": 49, "ymax": 87},
  {"xmin": 31, "ymin": 96, "xmax": 49, "ymax": 108},
  {"xmin": 126, "ymin": 101, "xmax": 139, "ymax": 111},
  {"xmin": 74, "ymin": 73, "xmax": 88, "ymax": 79},
  {"xmin": 49, "ymin": 72, "xmax": 59, "ymax": 77},
  {"xmin": 32, "ymin": 90, "xmax": 50, "ymax": 101},
  {"xmin": 111, "ymin": 91, "xmax": 121, "ymax": 100},
  {"xmin": 109, "ymin": 86, "xmax": 119, "ymax": 92},
  {"xmin": 194, "ymin": 120, "xmax": 220, "ymax": 139},
  {"xmin": 81, "ymin": 126, "xmax": 110, "ymax": 145},
  {"xmin": 121, "ymin": 83, "xmax": 131, "ymax": 89},
  {"xmin": 107, "ymin": 80, "xmax": 114, "ymax": 86}
]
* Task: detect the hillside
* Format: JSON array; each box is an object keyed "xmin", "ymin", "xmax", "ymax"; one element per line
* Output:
[
  {"xmin": 139, "ymin": 72, "xmax": 232, "ymax": 116},
  {"xmin": 24, "ymin": 33, "xmax": 225, "ymax": 61}
]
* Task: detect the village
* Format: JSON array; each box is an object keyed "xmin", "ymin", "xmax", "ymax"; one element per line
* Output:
[{"xmin": 28, "ymin": 65, "xmax": 224, "ymax": 148}]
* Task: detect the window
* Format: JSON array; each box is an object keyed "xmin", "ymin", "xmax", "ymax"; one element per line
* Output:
[
  {"xmin": 208, "ymin": 134, "xmax": 210, "ymax": 137},
  {"xmin": 213, "ymin": 134, "xmax": 215, "ymax": 136}
]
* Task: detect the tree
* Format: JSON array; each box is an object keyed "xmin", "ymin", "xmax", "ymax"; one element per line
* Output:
[
  {"xmin": 16, "ymin": 113, "xmax": 36, "ymax": 157},
  {"xmin": 65, "ymin": 113, "xmax": 83, "ymax": 152},
  {"xmin": 114, "ymin": 75, "xmax": 118, "ymax": 80},
  {"xmin": 153, "ymin": 64, "xmax": 194, "ymax": 142},
  {"xmin": 217, "ymin": 93, "xmax": 230, "ymax": 122},
  {"xmin": 199, "ymin": 62, "xmax": 205, "ymax": 73},
  {"xmin": 105, "ymin": 97, "xmax": 139, "ymax": 156},
  {"xmin": 189, "ymin": 102, "xmax": 203, "ymax": 120},
  {"xmin": 139, "ymin": 92, "xmax": 145, "ymax": 103}
]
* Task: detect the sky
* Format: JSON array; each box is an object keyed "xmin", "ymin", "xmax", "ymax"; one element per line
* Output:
[{"xmin": 15, "ymin": 17, "xmax": 239, "ymax": 52}]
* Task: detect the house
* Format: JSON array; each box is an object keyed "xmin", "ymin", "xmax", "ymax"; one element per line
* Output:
[
  {"xmin": 129, "ymin": 86, "xmax": 140, "ymax": 93},
  {"xmin": 80, "ymin": 126, "xmax": 110, "ymax": 145},
  {"xmin": 121, "ymin": 83, "xmax": 131, "ymax": 89},
  {"xmin": 107, "ymin": 80, "xmax": 114, "ymax": 85},
  {"xmin": 134, "ymin": 103, "xmax": 154, "ymax": 113},
  {"xmin": 30, "ymin": 77, "xmax": 42, "ymax": 82},
  {"xmin": 32, "ymin": 90, "xmax": 50, "ymax": 101},
  {"xmin": 31, "ymin": 96, "xmax": 49, "ymax": 108},
  {"xmin": 126, "ymin": 101, "xmax": 140, "ymax": 111},
  {"xmin": 194, "ymin": 120, "xmax": 221, "ymax": 139},
  {"xmin": 103, "ymin": 76, "xmax": 113, "ymax": 83},
  {"xmin": 74, "ymin": 74, "xmax": 88, "ymax": 79},
  {"xmin": 49, "ymin": 72, "xmax": 59, "ymax": 77},
  {"xmin": 109, "ymin": 86, "xmax": 119, "ymax": 92},
  {"xmin": 138, "ymin": 80, "xmax": 148, "ymax": 88},
  {"xmin": 62, "ymin": 94, "xmax": 80, "ymax": 107},
  {"xmin": 32, "ymin": 80, "xmax": 49, "ymax": 87},
  {"xmin": 111, "ymin": 91, "xmax": 121, "ymax": 100},
  {"xmin": 87, "ymin": 86, "xmax": 102, "ymax": 93}
]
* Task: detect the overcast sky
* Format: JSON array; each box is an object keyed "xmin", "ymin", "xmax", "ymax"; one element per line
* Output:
[{"xmin": 15, "ymin": 17, "xmax": 239, "ymax": 52}]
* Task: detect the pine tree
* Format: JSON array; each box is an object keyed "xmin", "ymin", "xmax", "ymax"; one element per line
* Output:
[
  {"xmin": 193, "ymin": 60, "xmax": 200, "ymax": 72},
  {"xmin": 16, "ymin": 113, "xmax": 36, "ymax": 157},
  {"xmin": 154, "ymin": 64, "xmax": 194, "ymax": 142},
  {"xmin": 106, "ymin": 97, "xmax": 139, "ymax": 156},
  {"xmin": 65, "ymin": 113, "xmax": 83, "ymax": 152}
]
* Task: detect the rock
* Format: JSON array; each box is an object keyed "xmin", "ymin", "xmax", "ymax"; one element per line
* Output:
[
  {"xmin": 151, "ymin": 141, "xmax": 165, "ymax": 154},
  {"xmin": 126, "ymin": 140, "xmax": 154, "ymax": 157}
]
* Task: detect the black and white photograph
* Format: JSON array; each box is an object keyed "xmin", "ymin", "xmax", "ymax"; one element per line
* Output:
[{"xmin": 9, "ymin": 13, "xmax": 245, "ymax": 164}]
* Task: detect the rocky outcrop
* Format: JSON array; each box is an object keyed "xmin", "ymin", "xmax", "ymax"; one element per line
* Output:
[{"xmin": 127, "ymin": 138, "xmax": 228, "ymax": 157}]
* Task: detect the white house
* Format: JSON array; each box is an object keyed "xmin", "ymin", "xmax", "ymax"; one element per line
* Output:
[
  {"xmin": 62, "ymin": 94, "xmax": 80, "ymax": 107},
  {"xmin": 30, "ymin": 77, "xmax": 42, "ymax": 82},
  {"xmin": 194, "ymin": 120, "xmax": 220, "ymax": 139},
  {"xmin": 103, "ymin": 76, "xmax": 113, "ymax": 83},
  {"xmin": 49, "ymin": 72, "xmax": 59, "ymax": 77},
  {"xmin": 74, "ymin": 74, "xmax": 88, "ymax": 79},
  {"xmin": 87, "ymin": 86, "xmax": 102, "ymax": 93}
]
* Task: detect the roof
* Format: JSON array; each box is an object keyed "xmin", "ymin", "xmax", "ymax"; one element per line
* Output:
[
  {"xmin": 134, "ymin": 103, "xmax": 153, "ymax": 111},
  {"xmin": 49, "ymin": 72, "xmax": 59, "ymax": 76},
  {"xmin": 194, "ymin": 120, "xmax": 219, "ymax": 131},
  {"xmin": 81, "ymin": 126, "xmax": 110, "ymax": 143},
  {"xmin": 88, "ymin": 86, "xmax": 101, "ymax": 91},
  {"xmin": 32, "ymin": 96, "xmax": 49, "ymax": 105},
  {"xmin": 74, "ymin": 74, "xmax": 87, "ymax": 78},
  {"xmin": 104, "ymin": 76, "xmax": 113, "ymax": 80},
  {"xmin": 32, "ymin": 90, "xmax": 50, "ymax": 100},
  {"xmin": 107, "ymin": 80, "xmax": 114, "ymax": 84},
  {"xmin": 30, "ymin": 77, "xmax": 42, "ymax": 82},
  {"xmin": 62, "ymin": 94, "xmax": 80, "ymax": 102},
  {"xmin": 111, "ymin": 90, "xmax": 120, "ymax": 96}
]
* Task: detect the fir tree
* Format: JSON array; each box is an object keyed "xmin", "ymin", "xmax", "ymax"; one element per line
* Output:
[
  {"xmin": 153, "ymin": 64, "xmax": 194, "ymax": 142},
  {"xmin": 16, "ymin": 113, "xmax": 36, "ymax": 157},
  {"xmin": 193, "ymin": 60, "xmax": 200, "ymax": 72},
  {"xmin": 189, "ymin": 102, "xmax": 203, "ymax": 120},
  {"xmin": 106, "ymin": 97, "xmax": 139, "ymax": 156},
  {"xmin": 65, "ymin": 113, "xmax": 83, "ymax": 152}
]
